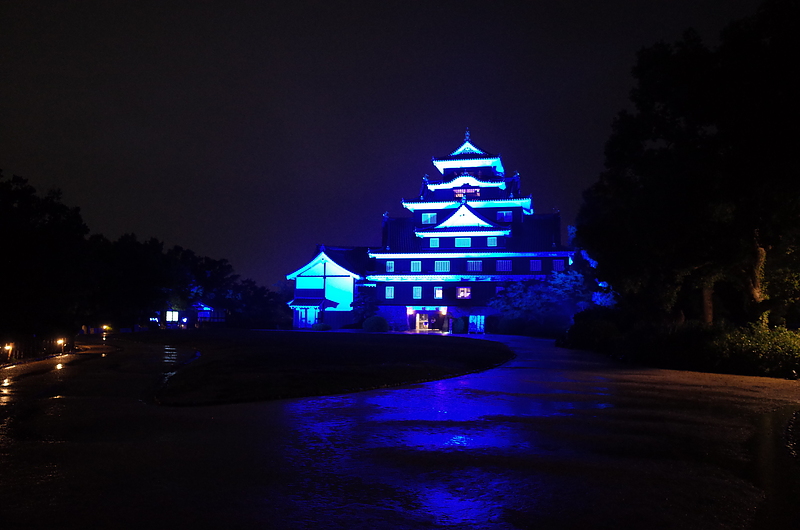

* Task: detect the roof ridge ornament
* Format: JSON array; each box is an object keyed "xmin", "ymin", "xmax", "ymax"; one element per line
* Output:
[{"xmin": 465, "ymin": 127, "xmax": 470, "ymax": 142}]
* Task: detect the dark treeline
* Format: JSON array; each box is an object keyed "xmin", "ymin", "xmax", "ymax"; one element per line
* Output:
[
  {"xmin": 569, "ymin": 0, "xmax": 800, "ymax": 377},
  {"xmin": 0, "ymin": 172, "xmax": 291, "ymax": 346}
]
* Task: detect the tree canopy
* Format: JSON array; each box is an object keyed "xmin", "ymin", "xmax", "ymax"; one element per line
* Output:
[
  {"xmin": 576, "ymin": 0, "xmax": 800, "ymax": 326},
  {"xmin": 1, "ymin": 172, "xmax": 290, "ymax": 341}
]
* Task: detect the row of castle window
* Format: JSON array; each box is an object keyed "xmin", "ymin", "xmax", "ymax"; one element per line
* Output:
[
  {"xmin": 421, "ymin": 211, "xmax": 513, "ymax": 224},
  {"xmin": 429, "ymin": 237, "xmax": 498, "ymax": 248},
  {"xmin": 385, "ymin": 285, "xmax": 471, "ymax": 300},
  {"xmin": 385, "ymin": 259, "xmax": 565, "ymax": 273}
]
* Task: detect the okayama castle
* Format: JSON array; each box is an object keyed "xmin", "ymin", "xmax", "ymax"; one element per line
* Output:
[{"xmin": 286, "ymin": 131, "xmax": 574, "ymax": 332}]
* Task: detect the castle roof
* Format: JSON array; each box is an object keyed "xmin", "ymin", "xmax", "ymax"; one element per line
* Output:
[{"xmin": 431, "ymin": 129, "xmax": 505, "ymax": 175}]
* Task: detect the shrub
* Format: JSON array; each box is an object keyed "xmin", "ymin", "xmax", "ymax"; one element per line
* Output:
[
  {"xmin": 618, "ymin": 321, "xmax": 725, "ymax": 370},
  {"xmin": 496, "ymin": 317, "xmax": 525, "ymax": 336},
  {"xmin": 451, "ymin": 316, "xmax": 468, "ymax": 334},
  {"xmin": 564, "ymin": 307, "xmax": 625, "ymax": 351},
  {"xmin": 564, "ymin": 306, "xmax": 800, "ymax": 378},
  {"xmin": 712, "ymin": 325, "xmax": 800, "ymax": 378},
  {"xmin": 362, "ymin": 315, "xmax": 389, "ymax": 332},
  {"xmin": 311, "ymin": 322, "xmax": 332, "ymax": 331}
]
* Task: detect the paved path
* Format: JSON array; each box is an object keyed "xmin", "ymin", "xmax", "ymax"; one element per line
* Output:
[{"xmin": 1, "ymin": 334, "xmax": 798, "ymax": 529}]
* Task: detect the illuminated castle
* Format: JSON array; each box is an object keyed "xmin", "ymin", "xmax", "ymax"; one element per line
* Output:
[{"xmin": 286, "ymin": 131, "xmax": 572, "ymax": 331}]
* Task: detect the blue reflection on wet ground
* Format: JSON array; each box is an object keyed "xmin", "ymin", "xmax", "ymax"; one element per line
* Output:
[{"xmin": 280, "ymin": 347, "xmax": 616, "ymax": 528}]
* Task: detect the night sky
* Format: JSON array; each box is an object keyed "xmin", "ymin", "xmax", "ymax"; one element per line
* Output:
[{"xmin": 1, "ymin": 1, "xmax": 764, "ymax": 288}]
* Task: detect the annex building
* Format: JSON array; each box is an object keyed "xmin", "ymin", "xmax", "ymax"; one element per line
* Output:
[{"xmin": 286, "ymin": 132, "xmax": 573, "ymax": 332}]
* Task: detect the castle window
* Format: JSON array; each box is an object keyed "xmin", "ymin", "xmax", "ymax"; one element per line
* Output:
[
  {"xmin": 386, "ymin": 261, "xmax": 394, "ymax": 273},
  {"xmin": 457, "ymin": 287, "xmax": 471, "ymax": 299},
  {"xmin": 434, "ymin": 286, "xmax": 443, "ymax": 299},
  {"xmin": 429, "ymin": 238, "xmax": 439, "ymax": 248},
  {"xmin": 497, "ymin": 211, "xmax": 512, "ymax": 222},
  {"xmin": 422, "ymin": 213, "xmax": 437, "ymax": 224},
  {"xmin": 411, "ymin": 261, "xmax": 421, "ymax": 272},
  {"xmin": 385, "ymin": 286, "xmax": 394, "ymax": 299},
  {"xmin": 413, "ymin": 286, "xmax": 422, "ymax": 299},
  {"xmin": 455, "ymin": 237, "xmax": 471, "ymax": 248},
  {"xmin": 487, "ymin": 237, "xmax": 497, "ymax": 247},
  {"xmin": 434, "ymin": 260, "xmax": 450, "ymax": 272},
  {"xmin": 553, "ymin": 260, "xmax": 565, "ymax": 272},
  {"xmin": 496, "ymin": 260, "xmax": 512, "ymax": 272},
  {"xmin": 467, "ymin": 260, "xmax": 482, "ymax": 272},
  {"xmin": 530, "ymin": 260, "xmax": 542, "ymax": 272}
]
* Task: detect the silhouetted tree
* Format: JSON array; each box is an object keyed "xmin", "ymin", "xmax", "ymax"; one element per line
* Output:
[
  {"xmin": 576, "ymin": 0, "xmax": 800, "ymax": 326},
  {"xmin": 226, "ymin": 278, "xmax": 292, "ymax": 329},
  {"xmin": 351, "ymin": 291, "xmax": 379, "ymax": 322},
  {"xmin": 0, "ymin": 172, "xmax": 89, "ymax": 339},
  {"xmin": 84, "ymin": 234, "xmax": 172, "ymax": 328}
]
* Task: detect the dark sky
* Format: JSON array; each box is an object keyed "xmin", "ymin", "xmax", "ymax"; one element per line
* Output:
[{"xmin": 1, "ymin": 0, "xmax": 764, "ymax": 288}]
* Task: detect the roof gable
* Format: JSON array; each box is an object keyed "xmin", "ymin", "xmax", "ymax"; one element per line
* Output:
[
  {"xmin": 431, "ymin": 132, "xmax": 505, "ymax": 175},
  {"xmin": 434, "ymin": 204, "xmax": 498, "ymax": 229},
  {"xmin": 286, "ymin": 250, "xmax": 362, "ymax": 280},
  {"xmin": 449, "ymin": 140, "xmax": 486, "ymax": 157}
]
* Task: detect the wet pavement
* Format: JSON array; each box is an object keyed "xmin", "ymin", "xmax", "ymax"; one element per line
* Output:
[{"xmin": 1, "ymin": 334, "xmax": 799, "ymax": 529}]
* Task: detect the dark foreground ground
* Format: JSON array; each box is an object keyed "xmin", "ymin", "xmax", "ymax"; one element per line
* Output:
[
  {"xmin": 129, "ymin": 329, "xmax": 515, "ymax": 404},
  {"xmin": 1, "ymin": 332, "xmax": 799, "ymax": 529}
]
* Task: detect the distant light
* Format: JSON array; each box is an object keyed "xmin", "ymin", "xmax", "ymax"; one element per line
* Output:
[
  {"xmin": 56, "ymin": 339, "xmax": 64, "ymax": 345},
  {"xmin": 439, "ymin": 306, "xmax": 448, "ymax": 315},
  {"xmin": 56, "ymin": 364, "xmax": 63, "ymax": 370}
]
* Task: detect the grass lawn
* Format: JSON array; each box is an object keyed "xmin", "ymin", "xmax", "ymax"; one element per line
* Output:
[{"xmin": 120, "ymin": 329, "xmax": 514, "ymax": 405}]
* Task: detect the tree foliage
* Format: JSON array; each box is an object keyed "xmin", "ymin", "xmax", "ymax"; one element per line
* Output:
[
  {"xmin": 489, "ymin": 270, "xmax": 597, "ymax": 334},
  {"xmin": 1, "ymin": 172, "xmax": 89, "ymax": 338},
  {"xmin": 1, "ymin": 172, "xmax": 290, "ymax": 339},
  {"xmin": 576, "ymin": 0, "xmax": 800, "ymax": 326}
]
